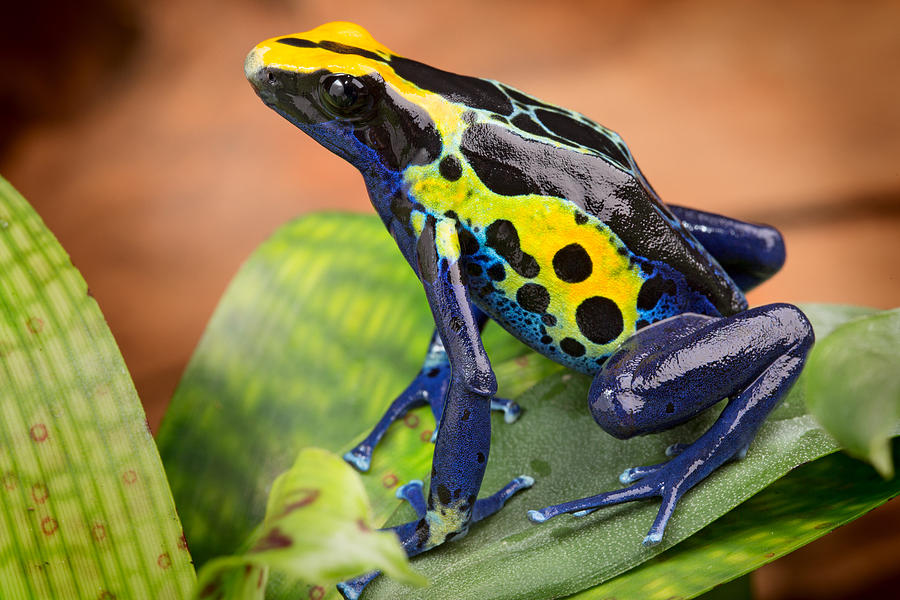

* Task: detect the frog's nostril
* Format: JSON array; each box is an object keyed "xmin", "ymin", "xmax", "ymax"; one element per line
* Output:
[{"xmin": 267, "ymin": 71, "xmax": 277, "ymax": 85}]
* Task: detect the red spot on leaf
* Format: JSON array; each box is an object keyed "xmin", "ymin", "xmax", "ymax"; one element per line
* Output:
[
  {"xmin": 357, "ymin": 518, "xmax": 371, "ymax": 532},
  {"xmin": 157, "ymin": 552, "xmax": 171, "ymax": 569},
  {"xmin": 2, "ymin": 472, "xmax": 17, "ymax": 491},
  {"xmin": 31, "ymin": 483, "xmax": 48, "ymax": 504},
  {"xmin": 177, "ymin": 532, "xmax": 188, "ymax": 550},
  {"xmin": 515, "ymin": 355, "xmax": 529, "ymax": 367},
  {"xmin": 257, "ymin": 568, "xmax": 265, "ymax": 589},
  {"xmin": 403, "ymin": 413, "xmax": 419, "ymax": 428},
  {"xmin": 122, "ymin": 470, "xmax": 137, "ymax": 485},
  {"xmin": 309, "ymin": 586, "xmax": 325, "ymax": 600},
  {"xmin": 280, "ymin": 488, "xmax": 320, "ymax": 516},
  {"xmin": 420, "ymin": 429, "xmax": 433, "ymax": 442},
  {"xmin": 30, "ymin": 424, "xmax": 48, "ymax": 443},
  {"xmin": 26, "ymin": 317, "xmax": 44, "ymax": 334},
  {"xmin": 98, "ymin": 592, "xmax": 116, "ymax": 600},
  {"xmin": 252, "ymin": 527, "xmax": 292, "ymax": 552},
  {"xmin": 41, "ymin": 516, "xmax": 58, "ymax": 536},
  {"xmin": 198, "ymin": 582, "xmax": 220, "ymax": 598},
  {"xmin": 92, "ymin": 524, "xmax": 106, "ymax": 542},
  {"xmin": 382, "ymin": 473, "xmax": 398, "ymax": 488},
  {"xmin": 764, "ymin": 552, "xmax": 775, "ymax": 558}
]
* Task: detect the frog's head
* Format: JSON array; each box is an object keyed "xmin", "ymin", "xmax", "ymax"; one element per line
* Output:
[{"xmin": 245, "ymin": 22, "xmax": 464, "ymax": 174}]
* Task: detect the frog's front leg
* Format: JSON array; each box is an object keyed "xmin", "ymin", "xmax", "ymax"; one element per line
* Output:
[
  {"xmin": 337, "ymin": 216, "xmax": 532, "ymax": 599},
  {"xmin": 528, "ymin": 303, "xmax": 813, "ymax": 545},
  {"xmin": 343, "ymin": 305, "xmax": 522, "ymax": 471}
]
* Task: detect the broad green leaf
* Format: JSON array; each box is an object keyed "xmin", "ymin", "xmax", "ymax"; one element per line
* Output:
[
  {"xmin": 195, "ymin": 448, "xmax": 424, "ymax": 599},
  {"xmin": 805, "ymin": 309, "xmax": 900, "ymax": 477},
  {"xmin": 0, "ymin": 177, "xmax": 195, "ymax": 598},
  {"xmin": 158, "ymin": 212, "xmax": 896, "ymax": 600},
  {"xmin": 569, "ymin": 441, "xmax": 900, "ymax": 599}
]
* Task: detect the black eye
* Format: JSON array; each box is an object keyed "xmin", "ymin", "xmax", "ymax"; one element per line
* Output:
[
  {"xmin": 266, "ymin": 71, "xmax": 277, "ymax": 85},
  {"xmin": 319, "ymin": 74, "xmax": 371, "ymax": 115}
]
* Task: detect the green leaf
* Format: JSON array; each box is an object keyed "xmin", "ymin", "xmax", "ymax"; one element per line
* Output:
[
  {"xmin": 195, "ymin": 448, "xmax": 425, "ymax": 599},
  {"xmin": 0, "ymin": 176, "xmax": 195, "ymax": 598},
  {"xmin": 158, "ymin": 212, "xmax": 897, "ymax": 600},
  {"xmin": 805, "ymin": 308, "xmax": 900, "ymax": 477}
]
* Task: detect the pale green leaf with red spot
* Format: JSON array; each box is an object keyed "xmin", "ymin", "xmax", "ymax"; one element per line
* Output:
[
  {"xmin": 0, "ymin": 176, "xmax": 195, "ymax": 598},
  {"xmin": 194, "ymin": 448, "xmax": 426, "ymax": 598}
]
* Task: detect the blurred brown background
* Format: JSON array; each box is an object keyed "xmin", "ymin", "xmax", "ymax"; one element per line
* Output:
[{"xmin": 1, "ymin": 0, "xmax": 898, "ymax": 598}]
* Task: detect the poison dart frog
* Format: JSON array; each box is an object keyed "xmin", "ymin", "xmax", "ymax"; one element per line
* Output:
[{"xmin": 245, "ymin": 22, "xmax": 814, "ymax": 598}]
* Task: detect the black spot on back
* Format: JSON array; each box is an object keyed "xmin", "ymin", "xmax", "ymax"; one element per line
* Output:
[
  {"xmin": 553, "ymin": 243, "xmax": 593, "ymax": 283},
  {"xmin": 542, "ymin": 313, "xmax": 557, "ymax": 326},
  {"xmin": 637, "ymin": 276, "xmax": 677, "ymax": 310},
  {"xmin": 540, "ymin": 335, "xmax": 552, "ymax": 344},
  {"xmin": 457, "ymin": 226, "xmax": 479, "ymax": 255},
  {"xmin": 574, "ymin": 212, "xmax": 589, "ymax": 225},
  {"xmin": 511, "ymin": 114, "xmax": 547, "ymax": 137},
  {"xmin": 487, "ymin": 263, "xmax": 506, "ymax": 281},
  {"xmin": 535, "ymin": 109, "xmax": 631, "ymax": 168},
  {"xmin": 476, "ymin": 452, "xmax": 485, "ymax": 463},
  {"xmin": 485, "ymin": 220, "xmax": 539, "ymax": 278},
  {"xmin": 516, "ymin": 283, "xmax": 550, "ymax": 313},
  {"xmin": 390, "ymin": 193, "xmax": 419, "ymax": 227},
  {"xmin": 466, "ymin": 262, "xmax": 482, "ymax": 277},
  {"xmin": 389, "ymin": 56, "xmax": 513, "ymax": 115},
  {"xmin": 560, "ymin": 337, "xmax": 586, "ymax": 357},
  {"xmin": 439, "ymin": 155, "xmax": 462, "ymax": 181},
  {"xmin": 575, "ymin": 296, "xmax": 624, "ymax": 345}
]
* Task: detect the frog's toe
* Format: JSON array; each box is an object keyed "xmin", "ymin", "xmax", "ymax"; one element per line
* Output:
[
  {"xmin": 337, "ymin": 572, "xmax": 378, "ymax": 600},
  {"xmin": 491, "ymin": 397, "xmax": 522, "ymax": 424},
  {"xmin": 665, "ymin": 442, "xmax": 689, "ymax": 457},
  {"xmin": 343, "ymin": 446, "xmax": 372, "ymax": 472},
  {"xmin": 395, "ymin": 479, "xmax": 426, "ymax": 517},
  {"xmin": 618, "ymin": 463, "xmax": 664, "ymax": 485},
  {"xmin": 527, "ymin": 482, "xmax": 660, "ymax": 524}
]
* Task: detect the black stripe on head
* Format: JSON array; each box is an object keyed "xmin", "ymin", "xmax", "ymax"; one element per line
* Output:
[{"xmin": 276, "ymin": 37, "xmax": 318, "ymax": 48}]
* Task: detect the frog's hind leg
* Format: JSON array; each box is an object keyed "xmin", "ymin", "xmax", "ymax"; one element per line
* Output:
[
  {"xmin": 527, "ymin": 303, "xmax": 813, "ymax": 545},
  {"xmin": 670, "ymin": 205, "xmax": 785, "ymax": 292}
]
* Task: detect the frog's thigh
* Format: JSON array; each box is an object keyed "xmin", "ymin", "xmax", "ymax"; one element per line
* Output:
[{"xmin": 589, "ymin": 304, "xmax": 813, "ymax": 438}]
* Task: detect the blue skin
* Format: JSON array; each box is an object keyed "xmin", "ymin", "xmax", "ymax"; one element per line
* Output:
[{"xmin": 245, "ymin": 60, "xmax": 814, "ymax": 599}]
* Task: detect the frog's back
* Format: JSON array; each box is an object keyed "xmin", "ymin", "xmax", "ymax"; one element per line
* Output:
[{"xmin": 399, "ymin": 86, "xmax": 747, "ymax": 374}]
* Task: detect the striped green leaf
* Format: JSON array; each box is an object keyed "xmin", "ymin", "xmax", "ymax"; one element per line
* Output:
[{"xmin": 0, "ymin": 177, "xmax": 195, "ymax": 599}]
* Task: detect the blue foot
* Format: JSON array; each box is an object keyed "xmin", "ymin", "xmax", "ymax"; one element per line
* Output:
[
  {"xmin": 343, "ymin": 447, "xmax": 372, "ymax": 472},
  {"xmin": 395, "ymin": 480, "xmax": 426, "ymax": 517},
  {"xmin": 337, "ymin": 571, "xmax": 379, "ymax": 600},
  {"xmin": 491, "ymin": 397, "xmax": 523, "ymax": 424}
]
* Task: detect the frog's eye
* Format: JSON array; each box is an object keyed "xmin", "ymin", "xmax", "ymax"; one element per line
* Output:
[{"xmin": 319, "ymin": 74, "xmax": 372, "ymax": 116}]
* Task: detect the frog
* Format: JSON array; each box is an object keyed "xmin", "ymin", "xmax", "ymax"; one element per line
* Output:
[{"xmin": 244, "ymin": 22, "xmax": 814, "ymax": 599}]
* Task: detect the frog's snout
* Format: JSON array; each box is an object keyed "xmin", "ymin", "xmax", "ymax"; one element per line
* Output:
[{"xmin": 244, "ymin": 46, "xmax": 269, "ymax": 92}]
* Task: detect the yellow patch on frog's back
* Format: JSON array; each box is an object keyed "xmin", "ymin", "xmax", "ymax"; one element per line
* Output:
[{"xmin": 406, "ymin": 163, "xmax": 645, "ymax": 356}]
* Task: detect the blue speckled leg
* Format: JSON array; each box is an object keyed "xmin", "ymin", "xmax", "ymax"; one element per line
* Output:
[
  {"xmin": 338, "ymin": 217, "xmax": 531, "ymax": 599},
  {"xmin": 528, "ymin": 303, "xmax": 813, "ymax": 546},
  {"xmin": 344, "ymin": 306, "xmax": 521, "ymax": 471},
  {"xmin": 670, "ymin": 205, "xmax": 786, "ymax": 292}
]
